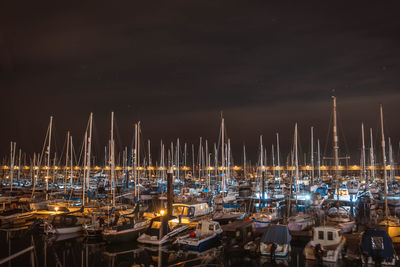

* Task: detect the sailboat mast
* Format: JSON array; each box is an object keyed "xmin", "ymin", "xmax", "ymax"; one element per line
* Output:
[
  {"xmin": 83, "ymin": 131, "xmax": 87, "ymax": 205},
  {"xmin": 310, "ymin": 127, "xmax": 314, "ymax": 185},
  {"xmin": 177, "ymin": 138, "xmax": 180, "ymax": 182},
  {"xmin": 184, "ymin": 142, "xmax": 187, "ymax": 179},
  {"xmin": 46, "ymin": 116, "xmax": 53, "ymax": 199},
  {"xmin": 134, "ymin": 123, "xmax": 138, "ymax": 198},
  {"xmin": 317, "ymin": 139, "xmax": 321, "ymax": 180},
  {"xmin": 148, "ymin": 140, "xmax": 152, "ymax": 179},
  {"xmin": 370, "ymin": 128, "xmax": 375, "ymax": 181},
  {"xmin": 205, "ymin": 139, "xmax": 209, "ymax": 187},
  {"xmin": 86, "ymin": 113, "xmax": 93, "ymax": 198},
  {"xmin": 10, "ymin": 142, "xmax": 16, "ymax": 192},
  {"xmin": 65, "ymin": 131, "xmax": 70, "ymax": 194},
  {"xmin": 243, "ymin": 144, "xmax": 247, "ymax": 178},
  {"xmin": 259, "ymin": 135, "xmax": 263, "ymax": 195},
  {"xmin": 380, "ymin": 105, "xmax": 389, "ymax": 219},
  {"xmin": 389, "ymin": 138, "xmax": 394, "ymax": 186},
  {"xmin": 272, "ymin": 144, "xmax": 275, "ymax": 178},
  {"xmin": 221, "ymin": 117, "xmax": 225, "ymax": 192},
  {"xmin": 110, "ymin": 112, "xmax": 115, "ymax": 207},
  {"xmin": 294, "ymin": 123, "xmax": 299, "ymax": 200},
  {"xmin": 332, "ymin": 96, "xmax": 340, "ymax": 198},
  {"xmin": 361, "ymin": 123, "xmax": 367, "ymax": 184},
  {"xmin": 70, "ymin": 135, "xmax": 73, "ymax": 187},
  {"xmin": 276, "ymin": 133, "xmax": 281, "ymax": 184}
]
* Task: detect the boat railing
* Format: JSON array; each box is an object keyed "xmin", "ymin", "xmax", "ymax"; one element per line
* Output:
[{"xmin": 0, "ymin": 236, "xmax": 35, "ymax": 266}]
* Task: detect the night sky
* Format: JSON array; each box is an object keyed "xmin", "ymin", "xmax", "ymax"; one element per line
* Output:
[{"xmin": 1, "ymin": 1, "xmax": 400, "ymax": 164}]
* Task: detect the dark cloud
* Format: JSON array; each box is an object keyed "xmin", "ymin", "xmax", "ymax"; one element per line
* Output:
[{"xmin": 1, "ymin": 0, "xmax": 400, "ymax": 164}]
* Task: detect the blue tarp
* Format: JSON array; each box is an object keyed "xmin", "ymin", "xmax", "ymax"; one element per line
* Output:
[
  {"xmin": 261, "ymin": 225, "xmax": 291, "ymax": 244},
  {"xmin": 361, "ymin": 228, "xmax": 394, "ymax": 261},
  {"xmin": 296, "ymin": 205, "xmax": 310, "ymax": 212},
  {"xmin": 222, "ymin": 202, "xmax": 241, "ymax": 209}
]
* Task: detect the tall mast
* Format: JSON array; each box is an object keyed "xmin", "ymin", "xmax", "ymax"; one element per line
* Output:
[
  {"xmin": 198, "ymin": 137, "xmax": 202, "ymax": 180},
  {"xmin": 227, "ymin": 139, "xmax": 231, "ymax": 186},
  {"xmin": 361, "ymin": 123, "xmax": 367, "ymax": 184},
  {"xmin": 276, "ymin": 133, "xmax": 281, "ymax": 185},
  {"xmin": 70, "ymin": 135, "xmax": 73, "ymax": 187},
  {"xmin": 86, "ymin": 113, "xmax": 93, "ymax": 199},
  {"xmin": 389, "ymin": 138, "xmax": 394, "ymax": 186},
  {"xmin": 176, "ymin": 138, "xmax": 180, "ymax": 182},
  {"xmin": 370, "ymin": 128, "xmax": 375, "ymax": 181},
  {"xmin": 110, "ymin": 112, "xmax": 115, "ymax": 207},
  {"xmin": 17, "ymin": 149, "xmax": 21, "ymax": 183},
  {"xmin": 310, "ymin": 127, "xmax": 314, "ymax": 185},
  {"xmin": 9, "ymin": 142, "xmax": 16, "ymax": 192},
  {"xmin": 317, "ymin": 139, "xmax": 321, "ymax": 181},
  {"xmin": 332, "ymin": 96, "xmax": 340, "ymax": 199},
  {"xmin": 137, "ymin": 122, "xmax": 141, "ymax": 182},
  {"xmin": 214, "ymin": 143, "xmax": 217, "ymax": 185},
  {"xmin": 272, "ymin": 144, "xmax": 275, "ymax": 178},
  {"xmin": 380, "ymin": 105, "xmax": 389, "ymax": 219},
  {"xmin": 148, "ymin": 140, "xmax": 152, "ymax": 180},
  {"xmin": 294, "ymin": 123, "xmax": 299, "ymax": 199},
  {"xmin": 83, "ymin": 130, "xmax": 87, "ymax": 205},
  {"xmin": 184, "ymin": 142, "xmax": 187, "ymax": 179},
  {"xmin": 46, "ymin": 116, "xmax": 53, "ymax": 199},
  {"xmin": 259, "ymin": 135, "xmax": 263, "ymax": 194},
  {"xmin": 192, "ymin": 144, "xmax": 195, "ymax": 179},
  {"xmin": 134, "ymin": 123, "xmax": 138, "ymax": 198},
  {"xmin": 65, "ymin": 131, "xmax": 70, "ymax": 194},
  {"xmin": 205, "ymin": 139, "xmax": 209, "ymax": 188},
  {"xmin": 221, "ymin": 117, "xmax": 225, "ymax": 192},
  {"xmin": 243, "ymin": 144, "xmax": 247, "ymax": 178}
]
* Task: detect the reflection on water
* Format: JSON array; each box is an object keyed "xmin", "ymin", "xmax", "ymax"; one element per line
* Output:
[{"xmin": 0, "ymin": 230, "xmax": 356, "ymax": 267}]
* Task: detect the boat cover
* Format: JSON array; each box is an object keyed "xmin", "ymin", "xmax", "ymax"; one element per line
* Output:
[
  {"xmin": 361, "ymin": 228, "xmax": 394, "ymax": 260},
  {"xmin": 222, "ymin": 202, "xmax": 240, "ymax": 209},
  {"xmin": 261, "ymin": 225, "xmax": 291, "ymax": 244}
]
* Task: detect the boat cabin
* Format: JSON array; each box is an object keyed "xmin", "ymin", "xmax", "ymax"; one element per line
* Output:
[
  {"xmin": 312, "ymin": 226, "xmax": 342, "ymax": 246},
  {"xmin": 195, "ymin": 220, "xmax": 222, "ymax": 237},
  {"xmin": 222, "ymin": 220, "xmax": 255, "ymax": 246},
  {"xmin": 172, "ymin": 203, "xmax": 211, "ymax": 219}
]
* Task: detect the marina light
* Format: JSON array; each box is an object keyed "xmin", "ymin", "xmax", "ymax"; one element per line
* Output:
[{"xmin": 160, "ymin": 209, "xmax": 165, "ymax": 216}]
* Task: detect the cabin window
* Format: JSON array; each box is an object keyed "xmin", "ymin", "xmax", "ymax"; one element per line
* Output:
[
  {"xmin": 151, "ymin": 221, "xmax": 161, "ymax": 229},
  {"xmin": 173, "ymin": 206, "xmax": 183, "ymax": 216},
  {"xmin": 188, "ymin": 207, "xmax": 195, "ymax": 217},
  {"xmin": 182, "ymin": 207, "xmax": 188, "ymax": 216},
  {"xmin": 318, "ymin": 231, "xmax": 324, "ymax": 240},
  {"xmin": 328, "ymin": 232, "xmax": 333, "ymax": 240},
  {"xmin": 209, "ymin": 224, "xmax": 214, "ymax": 231},
  {"xmin": 371, "ymin": 237, "xmax": 384, "ymax": 250}
]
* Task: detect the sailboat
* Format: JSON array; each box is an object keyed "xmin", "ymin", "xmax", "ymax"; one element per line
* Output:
[
  {"xmin": 101, "ymin": 112, "xmax": 150, "ymax": 243},
  {"xmin": 377, "ymin": 105, "xmax": 400, "ymax": 238},
  {"xmin": 326, "ymin": 96, "xmax": 356, "ymax": 233}
]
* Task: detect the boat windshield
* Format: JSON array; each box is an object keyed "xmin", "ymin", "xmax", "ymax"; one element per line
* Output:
[
  {"xmin": 151, "ymin": 221, "xmax": 161, "ymax": 229},
  {"xmin": 173, "ymin": 206, "xmax": 188, "ymax": 216}
]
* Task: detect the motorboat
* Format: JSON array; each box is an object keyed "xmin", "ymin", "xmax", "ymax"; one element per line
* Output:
[
  {"xmin": 361, "ymin": 228, "xmax": 397, "ymax": 265},
  {"xmin": 175, "ymin": 220, "xmax": 222, "ymax": 251},
  {"xmin": 288, "ymin": 212, "xmax": 314, "ymax": 231},
  {"xmin": 259, "ymin": 224, "xmax": 291, "ymax": 258},
  {"xmin": 137, "ymin": 215, "xmax": 189, "ymax": 245},
  {"xmin": 250, "ymin": 206, "xmax": 280, "ymax": 228},
  {"xmin": 326, "ymin": 206, "xmax": 356, "ymax": 233},
  {"xmin": 304, "ymin": 226, "xmax": 346, "ymax": 262}
]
